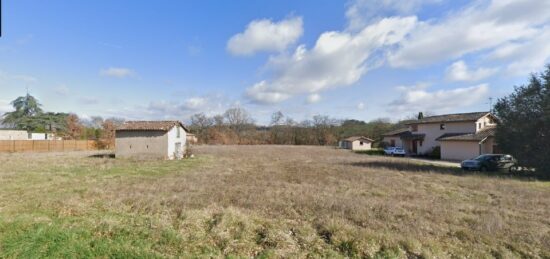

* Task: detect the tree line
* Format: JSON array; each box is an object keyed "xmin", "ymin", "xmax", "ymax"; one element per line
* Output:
[
  {"xmin": 0, "ymin": 94, "xmax": 124, "ymax": 148},
  {"xmin": 188, "ymin": 108, "xmax": 407, "ymax": 146}
]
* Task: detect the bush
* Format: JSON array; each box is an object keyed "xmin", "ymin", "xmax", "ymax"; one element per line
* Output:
[
  {"xmin": 428, "ymin": 146, "xmax": 441, "ymax": 159},
  {"xmin": 354, "ymin": 149, "xmax": 385, "ymax": 156}
]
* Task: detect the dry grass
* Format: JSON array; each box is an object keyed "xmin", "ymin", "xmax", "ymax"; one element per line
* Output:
[{"xmin": 0, "ymin": 146, "xmax": 549, "ymax": 258}]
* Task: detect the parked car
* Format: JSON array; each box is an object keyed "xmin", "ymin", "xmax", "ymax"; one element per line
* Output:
[
  {"xmin": 384, "ymin": 147, "xmax": 406, "ymax": 156},
  {"xmin": 461, "ymin": 154, "xmax": 517, "ymax": 172}
]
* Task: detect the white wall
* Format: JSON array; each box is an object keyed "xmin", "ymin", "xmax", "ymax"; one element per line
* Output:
[
  {"xmin": 166, "ymin": 125, "xmax": 187, "ymax": 159},
  {"xmin": 415, "ymin": 122, "xmax": 476, "ymax": 154},
  {"xmin": 475, "ymin": 115, "xmax": 497, "ymax": 132},
  {"xmin": 440, "ymin": 141, "xmax": 480, "ymax": 161},
  {"xmin": 0, "ymin": 130, "xmax": 28, "ymax": 140},
  {"xmin": 351, "ymin": 140, "xmax": 371, "ymax": 150}
]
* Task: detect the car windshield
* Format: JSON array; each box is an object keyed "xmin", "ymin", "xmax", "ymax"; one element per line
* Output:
[
  {"xmin": 474, "ymin": 155, "xmax": 498, "ymax": 161},
  {"xmin": 395, "ymin": 148, "xmax": 404, "ymax": 151}
]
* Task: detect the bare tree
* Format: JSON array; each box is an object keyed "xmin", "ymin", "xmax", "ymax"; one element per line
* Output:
[
  {"xmin": 224, "ymin": 107, "xmax": 254, "ymax": 143},
  {"xmin": 190, "ymin": 113, "xmax": 214, "ymax": 143}
]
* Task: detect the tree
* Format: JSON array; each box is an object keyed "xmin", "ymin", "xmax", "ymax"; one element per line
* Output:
[
  {"xmin": 65, "ymin": 114, "xmax": 83, "ymax": 139},
  {"xmin": 190, "ymin": 113, "xmax": 214, "ymax": 143},
  {"xmin": 224, "ymin": 107, "xmax": 254, "ymax": 143},
  {"xmin": 418, "ymin": 112, "xmax": 424, "ymax": 120},
  {"xmin": 1, "ymin": 93, "xmax": 44, "ymax": 130},
  {"xmin": 494, "ymin": 65, "xmax": 550, "ymax": 175}
]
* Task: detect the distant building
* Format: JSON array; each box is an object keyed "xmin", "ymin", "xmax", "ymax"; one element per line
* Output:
[
  {"xmin": 0, "ymin": 130, "xmax": 60, "ymax": 140},
  {"xmin": 382, "ymin": 112, "xmax": 498, "ymax": 160},
  {"xmin": 0, "ymin": 130, "xmax": 28, "ymax": 140},
  {"xmin": 115, "ymin": 121, "xmax": 188, "ymax": 160},
  {"xmin": 339, "ymin": 136, "xmax": 374, "ymax": 151}
]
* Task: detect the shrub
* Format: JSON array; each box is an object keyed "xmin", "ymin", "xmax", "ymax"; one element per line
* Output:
[{"xmin": 428, "ymin": 146, "xmax": 441, "ymax": 159}]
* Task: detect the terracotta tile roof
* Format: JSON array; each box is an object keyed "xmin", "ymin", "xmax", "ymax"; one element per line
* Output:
[
  {"xmin": 342, "ymin": 136, "xmax": 374, "ymax": 142},
  {"xmin": 382, "ymin": 128, "xmax": 410, "ymax": 136},
  {"xmin": 116, "ymin": 121, "xmax": 188, "ymax": 132},
  {"xmin": 406, "ymin": 112, "xmax": 491, "ymax": 124},
  {"xmin": 438, "ymin": 126, "xmax": 496, "ymax": 141}
]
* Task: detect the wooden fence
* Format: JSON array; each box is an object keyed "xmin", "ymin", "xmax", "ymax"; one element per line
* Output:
[{"xmin": 0, "ymin": 140, "xmax": 101, "ymax": 153}]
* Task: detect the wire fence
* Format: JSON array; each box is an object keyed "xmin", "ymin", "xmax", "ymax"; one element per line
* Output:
[{"xmin": 0, "ymin": 140, "xmax": 103, "ymax": 153}]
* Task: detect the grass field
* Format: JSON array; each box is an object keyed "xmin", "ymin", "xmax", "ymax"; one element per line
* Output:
[{"xmin": 0, "ymin": 145, "xmax": 549, "ymax": 258}]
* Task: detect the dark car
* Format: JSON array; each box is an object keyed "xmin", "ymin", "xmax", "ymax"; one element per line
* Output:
[{"xmin": 461, "ymin": 154, "xmax": 517, "ymax": 172}]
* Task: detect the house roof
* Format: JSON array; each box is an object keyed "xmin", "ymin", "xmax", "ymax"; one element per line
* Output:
[
  {"xmin": 438, "ymin": 126, "xmax": 496, "ymax": 142},
  {"xmin": 406, "ymin": 112, "xmax": 491, "ymax": 125},
  {"xmin": 382, "ymin": 128, "xmax": 410, "ymax": 136},
  {"xmin": 116, "ymin": 121, "xmax": 189, "ymax": 132},
  {"xmin": 342, "ymin": 136, "xmax": 374, "ymax": 142}
]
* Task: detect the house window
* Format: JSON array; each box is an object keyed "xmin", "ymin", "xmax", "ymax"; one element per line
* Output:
[
  {"xmin": 419, "ymin": 141, "xmax": 423, "ymax": 147},
  {"xmin": 411, "ymin": 125, "xmax": 418, "ymax": 132},
  {"xmin": 390, "ymin": 140, "xmax": 395, "ymax": 147},
  {"xmin": 177, "ymin": 127, "xmax": 181, "ymax": 138},
  {"xmin": 440, "ymin": 124, "xmax": 446, "ymax": 130},
  {"xmin": 478, "ymin": 123, "xmax": 481, "ymax": 129},
  {"xmin": 360, "ymin": 141, "xmax": 364, "ymax": 145}
]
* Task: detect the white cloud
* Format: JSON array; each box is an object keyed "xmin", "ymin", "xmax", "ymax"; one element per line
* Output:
[
  {"xmin": 445, "ymin": 60, "xmax": 498, "ymax": 82},
  {"xmin": 388, "ymin": 83, "xmax": 489, "ymax": 113},
  {"xmin": 227, "ymin": 17, "xmax": 303, "ymax": 56},
  {"xmin": 389, "ymin": 0, "xmax": 550, "ymax": 67},
  {"xmin": 488, "ymin": 27, "xmax": 550, "ymax": 75},
  {"xmin": 245, "ymin": 16, "xmax": 417, "ymax": 104},
  {"xmin": 100, "ymin": 67, "xmax": 136, "ymax": 78},
  {"xmin": 346, "ymin": 0, "xmax": 442, "ymax": 31},
  {"xmin": 306, "ymin": 93, "xmax": 321, "ymax": 104},
  {"xmin": 357, "ymin": 102, "xmax": 365, "ymax": 110},
  {"xmin": 183, "ymin": 97, "xmax": 207, "ymax": 110}
]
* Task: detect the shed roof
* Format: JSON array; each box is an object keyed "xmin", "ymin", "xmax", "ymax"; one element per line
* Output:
[
  {"xmin": 116, "ymin": 121, "xmax": 189, "ymax": 132},
  {"xmin": 438, "ymin": 126, "xmax": 496, "ymax": 142},
  {"xmin": 342, "ymin": 136, "xmax": 374, "ymax": 142},
  {"xmin": 406, "ymin": 112, "xmax": 491, "ymax": 125}
]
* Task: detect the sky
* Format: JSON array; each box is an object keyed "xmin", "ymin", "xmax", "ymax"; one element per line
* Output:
[{"xmin": 1, "ymin": 0, "xmax": 549, "ymax": 125}]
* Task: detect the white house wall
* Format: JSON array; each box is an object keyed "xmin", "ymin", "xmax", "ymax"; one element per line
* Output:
[
  {"xmin": 416, "ymin": 122, "xmax": 476, "ymax": 154},
  {"xmin": 351, "ymin": 140, "xmax": 371, "ymax": 150},
  {"xmin": 166, "ymin": 125, "xmax": 187, "ymax": 159}
]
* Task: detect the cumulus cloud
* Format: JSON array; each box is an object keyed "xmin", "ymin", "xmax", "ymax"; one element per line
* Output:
[
  {"xmin": 388, "ymin": 84, "xmax": 489, "ymax": 113},
  {"xmin": 389, "ymin": 0, "xmax": 550, "ymax": 67},
  {"xmin": 488, "ymin": 26, "xmax": 550, "ymax": 75},
  {"xmin": 245, "ymin": 16, "xmax": 417, "ymax": 104},
  {"xmin": 346, "ymin": 0, "xmax": 442, "ymax": 31},
  {"xmin": 100, "ymin": 67, "xmax": 136, "ymax": 78},
  {"xmin": 143, "ymin": 95, "xmax": 229, "ymax": 120},
  {"xmin": 445, "ymin": 60, "xmax": 498, "ymax": 82},
  {"xmin": 227, "ymin": 17, "xmax": 303, "ymax": 56},
  {"xmin": 357, "ymin": 102, "xmax": 365, "ymax": 110}
]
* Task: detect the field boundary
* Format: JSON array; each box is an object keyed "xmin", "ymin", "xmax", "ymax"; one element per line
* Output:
[{"xmin": 0, "ymin": 140, "xmax": 102, "ymax": 153}]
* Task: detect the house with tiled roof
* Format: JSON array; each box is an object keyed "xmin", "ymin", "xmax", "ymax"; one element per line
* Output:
[
  {"xmin": 115, "ymin": 121, "xmax": 189, "ymax": 160},
  {"xmin": 339, "ymin": 136, "xmax": 374, "ymax": 151},
  {"xmin": 382, "ymin": 112, "xmax": 499, "ymax": 160}
]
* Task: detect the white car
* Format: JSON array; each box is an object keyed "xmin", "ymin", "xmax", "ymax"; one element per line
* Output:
[{"xmin": 384, "ymin": 147, "xmax": 406, "ymax": 156}]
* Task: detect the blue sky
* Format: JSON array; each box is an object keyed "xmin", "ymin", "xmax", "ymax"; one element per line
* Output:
[{"xmin": 1, "ymin": 0, "xmax": 549, "ymax": 124}]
